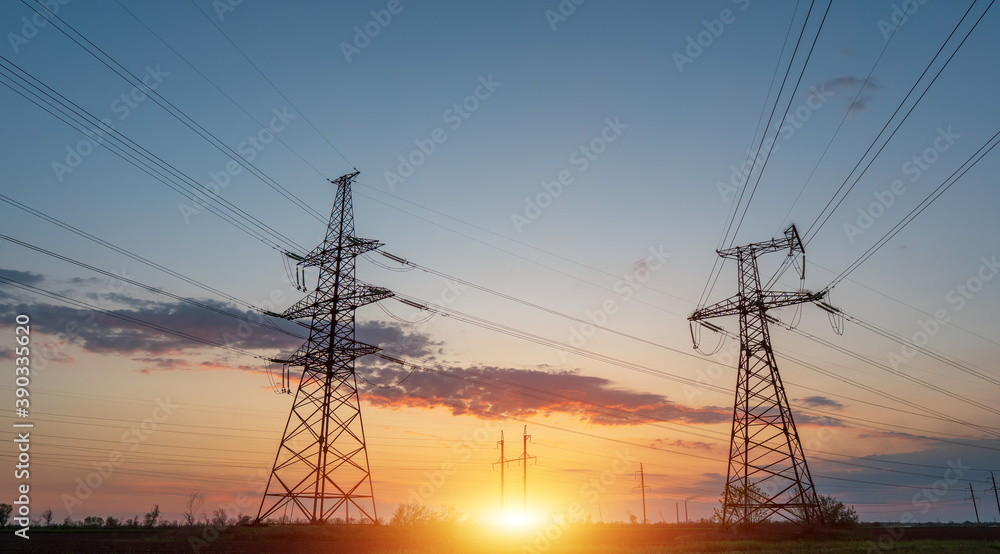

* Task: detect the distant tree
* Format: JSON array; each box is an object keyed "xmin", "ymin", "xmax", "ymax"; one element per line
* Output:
[
  {"xmin": 712, "ymin": 482, "xmax": 769, "ymax": 526},
  {"xmin": 41, "ymin": 509, "xmax": 53, "ymax": 526},
  {"xmin": 389, "ymin": 502, "xmax": 430, "ymax": 526},
  {"xmin": 0, "ymin": 504, "xmax": 12, "ymax": 526},
  {"xmin": 184, "ymin": 493, "xmax": 205, "ymax": 525},
  {"xmin": 143, "ymin": 505, "xmax": 160, "ymax": 527},
  {"xmin": 817, "ymin": 495, "xmax": 859, "ymax": 528},
  {"xmin": 105, "ymin": 516, "xmax": 120, "ymax": 528},
  {"xmin": 432, "ymin": 505, "xmax": 464, "ymax": 525},
  {"xmin": 83, "ymin": 516, "xmax": 104, "ymax": 527},
  {"xmin": 211, "ymin": 508, "xmax": 229, "ymax": 528},
  {"xmin": 62, "ymin": 516, "xmax": 73, "ymax": 527},
  {"xmin": 235, "ymin": 514, "xmax": 253, "ymax": 526},
  {"xmin": 627, "ymin": 511, "xmax": 638, "ymax": 525}
]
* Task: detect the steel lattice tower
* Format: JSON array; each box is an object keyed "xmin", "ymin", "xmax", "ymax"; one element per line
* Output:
[
  {"xmin": 257, "ymin": 171, "xmax": 392, "ymax": 524},
  {"xmin": 689, "ymin": 225, "xmax": 824, "ymax": 528}
]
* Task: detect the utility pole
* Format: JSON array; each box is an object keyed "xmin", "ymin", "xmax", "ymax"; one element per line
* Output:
[
  {"xmin": 498, "ymin": 425, "xmax": 535, "ymax": 512},
  {"xmin": 257, "ymin": 171, "xmax": 392, "ymax": 524},
  {"xmin": 522, "ymin": 426, "xmax": 534, "ymax": 510},
  {"xmin": 685, "ymin": 500, "xmax": 688, "ymax": 523},
  {"xmin": 493, "ymin": 431, "xmax": 507, "ymax": 514},
  {"xmin": 689, "ymin": 224, "xmax": 824, "ymax": 529},
  {"xmin": 634, "ymin": 463, "xmax": 650, "ymax": 524},
  {"xmin": 989, "ymin": 472, "xmax": 1000, "ymax": 520},
  {"xmin": 675, "ymin": 502, "xmax": 679, "ymax": 524},
  {"xmin": 971, "ymin": 482, "xmax": 981, "ymax": 525}
]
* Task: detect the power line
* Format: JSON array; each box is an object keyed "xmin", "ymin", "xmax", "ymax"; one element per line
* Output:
[
  {"xmin": 773, "ymin": 0, "xmax": 906, "ymax": 237},
  {"xmin": 696, "ymin": 0, "xmax": 803, "ymax": 310},
  {"xmin": 376, "ymin": 249, "xmax": 1000, "ymax": 435},
  {"xmin": 183, "ymin": 0, "xmax": 356, "ymax": 170},
  {"xmin": 0, "ymin": 274, "xmax": 269, "ymax": 361},
  {"xmin": 801, "ymin": 0, "xmax": 992, "ymax": 245},
  {"xmin": 0, "ymin": 54, "xmax": 303, "ymax": 253},
  {"xmin": 822, "ymin": 128, "xmax": 1000, "ymax": 291},
  {"xmin": 828, "ymin": 301, "xmax": 1000, "ymax": 388},
  {"xmin": 23, "ymin": 0, "xmax": 326, "ymax": 226},
  {"xmin": 110, "ymin": 0, "xmax": 334, "ymax": 221},
  {"xmin": 724, "ymin": 0, "xmax": 833, "ymax": 251},
  {"xmin": 0, "ymin": 232, "xmax": 307, "ymax": 343}
]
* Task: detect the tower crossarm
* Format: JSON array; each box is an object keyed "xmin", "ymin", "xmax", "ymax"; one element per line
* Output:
[
  {"xmin": 284, "ymin": 340, "xmax": 380, "ymax": 368},
  {"xmin": 300, "ymin": 237, "xmax": 383, "ymax": 267},
  {"xmin": 759, "ymin": 290, "xmax": 824, "ymax": 310},
  {"xmin": 717, "ymin": 224, "xmax": 804, "ymax": 260},
  {"xmin": 689, "ymin": 294, "xmax": 741, "ymax": 321},
  {"xmin": 346, "ymin": 282, "xmax": 394, "ymax": 308},
  {"xmin": 278, "ymin": 283, "xmax": 394, "ymax": 320},
  {"xmin": 690, "ymin": 290, "xmax": 823, "ymax": 321},
  {"xmin": 280, "ymin": 291, "xmax": 322, "ymax": 321}
]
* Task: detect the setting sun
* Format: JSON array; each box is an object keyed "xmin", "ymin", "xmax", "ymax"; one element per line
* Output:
[{"xmin": 499, "ymin": 510, "xmax": 543, "ymax": 530}]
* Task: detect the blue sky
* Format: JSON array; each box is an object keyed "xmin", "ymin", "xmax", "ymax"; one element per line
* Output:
[{"xmin": 1, "ymin": 0, "xmax": 999, "ymax": 526}]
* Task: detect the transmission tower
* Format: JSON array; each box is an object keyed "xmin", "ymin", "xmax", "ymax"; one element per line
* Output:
[
  {"xmin": 257, "ymin": 171, "xmax": 393, "ymax": 524},
  {"xmin": 689, "ymin": 224, "xmax": 824, "ymax": 528},
  {"xmin": 497, "ymin": 425, "xmax": 535, "ymax": 512}
]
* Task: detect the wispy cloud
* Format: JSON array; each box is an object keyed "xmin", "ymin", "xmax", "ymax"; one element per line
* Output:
[
  {"xmin": 812, "ymin": 76, "xmax": 882, "ymax": 115},
  {"xmin": 797, "ymin": 395, "xmax": 845, "ymax": 411}
]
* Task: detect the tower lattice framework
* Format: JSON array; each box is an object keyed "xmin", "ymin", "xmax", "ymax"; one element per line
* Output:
[
  {"xmin": 258, "ymin": 171, "xmax": 392, "ymax": 524},
  {"xmin": 689, "ymin": 225, "xmax": 824, "ymax": 528}
]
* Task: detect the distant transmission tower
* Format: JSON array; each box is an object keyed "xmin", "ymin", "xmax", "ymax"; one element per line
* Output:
[
  {"xmin": 689, "ymin": 224, "xmax": 823, "ymax": 528},
  {"xmin": 497, "ymin": 426, "xmax": 535, "ymax": 512},
  {"xmin": 257, "ymin": 171, "xmax": 393, "ymax": 524},
  {"xmin": 493, "ymin": 430, "xmax": 508, "ymax": 513}
]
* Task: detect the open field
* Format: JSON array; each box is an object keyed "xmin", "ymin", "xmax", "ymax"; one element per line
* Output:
[{"xmin": 5, "ymin": 525, "xmax": 1000, "ymax": 553}]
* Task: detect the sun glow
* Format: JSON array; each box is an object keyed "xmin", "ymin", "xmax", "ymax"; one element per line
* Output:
[{"xmin": 499, "ymin": 509, "xmax": 542, "ymax": 529}]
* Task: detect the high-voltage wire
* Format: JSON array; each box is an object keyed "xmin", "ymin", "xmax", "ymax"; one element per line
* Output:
[{"xmin": 23, "ymin": 0, "xmax": 326, "ymax": 225}]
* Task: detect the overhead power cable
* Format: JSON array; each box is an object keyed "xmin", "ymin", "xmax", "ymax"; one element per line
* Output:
[
  {"xmin": 0, "ymin": 275, "xmax": 269, "ymax": 361},
  {"xmin": 0, "ymin": 55, "xmax": 302, "ymax": 253},
  {"xmin": 183, "ymin": 0, "xmax": 356, "ymax": 170},
  {"xmin": 801, "ymin": 0, "xmax": 993, "ymax": 245},
  {"xmin": 23, "ymin": 0, "xmax": 326, "ymax": 225}
]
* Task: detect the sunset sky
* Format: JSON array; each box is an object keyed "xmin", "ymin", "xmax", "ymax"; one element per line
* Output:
[{"xmin": 1, "ymin": 0, "xmax": 999, "ymax": 527}]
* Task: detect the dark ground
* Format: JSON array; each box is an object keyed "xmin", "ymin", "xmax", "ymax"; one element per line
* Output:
[{"xmin": 3, "ymin": 524, "xmax": 1000, "ymax": 553}]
